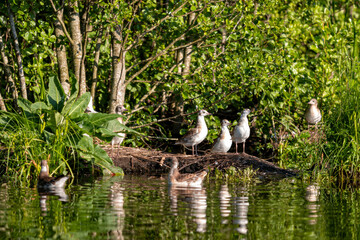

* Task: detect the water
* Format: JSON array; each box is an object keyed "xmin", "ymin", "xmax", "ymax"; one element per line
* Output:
[{"xmin": 0, "ymin": 176, "xmax": 360, "ymax": 239}]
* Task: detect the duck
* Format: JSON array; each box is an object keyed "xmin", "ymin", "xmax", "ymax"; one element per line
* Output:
[
  {"xmin": 111, "ymin": 105, "xmax": 128, "ymax": 156},
  {"xmin": 175, "ymin": 109, "xmax": 211, "ymax": 155},
  {"xmin": 305, "ymin": 98, "xmax": 321, "ymax": 127},
  {"xmin": 37, "ymin": 160, "xmax": 69, "ymax": 189},
  {"xmin": 168, "ymin": 157, "xmax": 207, "ymax": 187},
  {"xmin": 232, "ymin": 109, "xmax": 251, "ymax": 154},
  {"xmin": 211, "ymin": 119, "xmax": 232, "ymax": 153}
]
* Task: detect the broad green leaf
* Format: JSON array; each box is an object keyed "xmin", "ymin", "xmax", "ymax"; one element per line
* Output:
[
  {"xmin": 63, "ymin": 92, "xmax": 91, "ymax": 119},
  {"xmin": 30, "ymin": 102, "xmax": 50, "ymax": 113},
  {"xmin": 48, "ymin": 76, "xmax": 65, "ymax": 111}
]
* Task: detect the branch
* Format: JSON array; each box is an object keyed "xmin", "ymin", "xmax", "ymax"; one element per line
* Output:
[
  {"xmin": 49, "ymin": 0, "xmax": 74, "ymax": 45},
  {"xmin": 125, "ymin": 0, "xmax": 189, "ymax": 51},
  {"xmin": 130, "ymin": 88, "xmax": 238, "ymax": 130}
]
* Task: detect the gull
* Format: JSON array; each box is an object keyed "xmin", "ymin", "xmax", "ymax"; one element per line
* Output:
[
  {"xmin": 211, "ymin": 119, "xmax": 232, "ymax": 153},
  {"xmin": 232, "ymin": 109, "xmax": 251, "ymax": 154},
  {"xmin": 175, "ymin": 109, "xmax": 211, "ymax": 155},
  {"xmin": 85, "ymin": 96, "xmax": 98, "ymax": 113},
  {"xmin": 305, "ymin": 98, "xmax": 321, "ymax": 128},
  {"xmin": 111, "ymin": 105, "xmax": 128, "ymax": 156}
]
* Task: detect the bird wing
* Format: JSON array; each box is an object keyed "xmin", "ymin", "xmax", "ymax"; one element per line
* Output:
[
  {"xmin": 177, "ymin": 127, "xmax": 200, "ymax": 143},
  {"xmin": 176, "ymin": 171, "xmax": 207, "ymax": 183}
]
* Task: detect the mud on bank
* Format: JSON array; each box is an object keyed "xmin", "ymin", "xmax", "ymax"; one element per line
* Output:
[{"xmin": 104, "ymin": 147, "xmax": 296, "ymax": 180}]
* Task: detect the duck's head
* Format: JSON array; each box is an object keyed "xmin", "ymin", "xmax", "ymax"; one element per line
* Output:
[{"xmin": 39, "ymin": 160, "xmax": 50, "ymax": 178}]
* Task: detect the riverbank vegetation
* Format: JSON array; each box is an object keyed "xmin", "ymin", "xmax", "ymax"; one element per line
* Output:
[{"xmin": 0, "ymin": 1, "xmax": 359, "ymax": 184}]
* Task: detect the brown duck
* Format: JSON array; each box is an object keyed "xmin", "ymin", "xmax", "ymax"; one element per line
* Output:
[
  {"xmin": 168, "ymin": 157, "xmax": 207, "ymax": 187},
  {"xmin": 37, "ymin": 160, "xmax": 69, "ymax": 189}
]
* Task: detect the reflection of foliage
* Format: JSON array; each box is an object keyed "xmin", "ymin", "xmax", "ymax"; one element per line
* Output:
[
  {"xmin": 0, "ymin": 77, "xmax": 128, "ymax": 181},
  {"xmin": 2, "ymin": 178, "xmax": 360, "ymax": 239}
]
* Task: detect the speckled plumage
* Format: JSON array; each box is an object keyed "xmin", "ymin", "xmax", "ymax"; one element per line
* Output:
[
  {"xmin": 175, "ymin": 109, "xmax": 211, "ymax": 155},
  {"xmin": 168, "ymin": 157, "xmax": 207, "ymax": 187}
]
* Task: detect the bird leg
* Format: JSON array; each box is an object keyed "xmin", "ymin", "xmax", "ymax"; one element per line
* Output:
[
  {"xmin": 243, "ymin": 141, "xmax": 246, "ymax": 154},
  {"xmin": 192, "ymin": 145, "xmax": 195, "ymax": 155},
  {"xmin": 116, "ymin": 144, "xmax": 120, "ymax": 158},
  {"xmin": 235, "ymin": 142, "xmax": 238, "ymax": 154}
]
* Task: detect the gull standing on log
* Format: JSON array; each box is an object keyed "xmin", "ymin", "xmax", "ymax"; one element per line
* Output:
[
  {"xmin": 211, "ymin": 119, "xmax": 232, "ymax": 153},
  {"xmin": 175, "ymin": 109, "xmax": 211, "ymax": 155},
  {"xmin": 232, "ymin": 109, "xmax": 251, "ymax": 154}
]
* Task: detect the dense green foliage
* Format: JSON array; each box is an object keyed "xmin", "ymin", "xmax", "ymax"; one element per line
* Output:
[
  {"xmin": 0, "ymin": 1, "xmax": 359, "ymax": 182},
  {"xmin": 0, "ymin": 77, "xmax": 126, "ymax": 182}
]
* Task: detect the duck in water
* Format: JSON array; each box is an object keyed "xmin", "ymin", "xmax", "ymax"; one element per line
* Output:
[
  {"xmin": 37, "ymin": 160, "xmax": 69, "ymax": 189},
  {"xmin": 168, "ymin": 157, "xmax": 207, "ymax": 187}
]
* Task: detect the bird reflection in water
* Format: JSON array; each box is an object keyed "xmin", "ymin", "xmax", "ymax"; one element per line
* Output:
[
  {"xmin": 305, "ymin": 184, "xmax": 320, "ymax": 225},
  {"xmin": 168, "ymin": 186, "xmax": 207, "ymax": 233},
  {"xmin": 109, "ymin": 182, "xmax": 125, "ymax": 240},
  {"xmin": 233, "ymin": 187, "xmax": 249, "ymax": 235},
  {"xmin": 219, "ymin": 184, "xmax": 232, "ymax": 224},
  {"xmin": 38, "ymin": 187, "xmax": 69, "ymax": 216}
]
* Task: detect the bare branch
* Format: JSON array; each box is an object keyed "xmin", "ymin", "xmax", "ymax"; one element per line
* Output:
[{"xmin": 125, "ymin": 0, "xmax": 189, "ymax": 51}]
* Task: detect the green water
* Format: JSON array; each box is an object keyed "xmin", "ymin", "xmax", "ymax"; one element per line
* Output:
[{"xmin": 0, "ymin": 176, "xmax": 359, "ymax": 239}]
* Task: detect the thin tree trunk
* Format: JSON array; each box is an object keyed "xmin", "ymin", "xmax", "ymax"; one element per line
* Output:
[
  {"xmin": 109, "ymin": 25, "xmax": 126, "ymax": 113},
  {"xmin": 0, "ymin": 34, "xmax": 18, "ymax": 109},
  {"xmin": 68, "ymin": 0, "xmax": 86, "ymax": 96},
  {"xmin": 182, "ymin": 12, "xmax": 196, "ymax": 75},
  {"xmin": 176, "ymin": 47, "xmax": 184, "ymax": 74},
  {"xmin": 6, "ymin": 0, "xmax": 27, "ymax": 99},
  {"xmin": 54, "ymin": 4, "xmax": 69, "ymax": 84},
  {"xmin": 91, "ymin": 30, "xmax": 103, "ymax": 100},
  {"xmin": 0, "ymin": 92, "xmax": 6, "ymax": 111}
]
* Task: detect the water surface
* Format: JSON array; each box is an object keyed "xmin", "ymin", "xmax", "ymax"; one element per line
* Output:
[{"xmin": 0, "ymin": 176, "xmax": 359, "ymax": 239}]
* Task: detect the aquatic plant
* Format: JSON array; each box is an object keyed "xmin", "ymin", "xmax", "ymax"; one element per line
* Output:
[{"xmin": 210, "ymin": 166, "xmax": 258, "ymax": 183}]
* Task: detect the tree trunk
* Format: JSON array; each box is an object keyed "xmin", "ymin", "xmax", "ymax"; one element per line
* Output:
[
  {"xmin": 0, "ymin": 34, "xmax": 18, "ymax": 109},
  {"xmin": 6, "ymin": 0, "xmax": 27, "ymax": 99},
  {"xmin": 68, "ymin": 0, "xmax": 86, "ymax": 96},
  {"xmin": 91, "ymin": 30, "xmax": 103, "ymax": 101},
  {"xmin": 0, "ymin": 92, "xmax": 6, "ymax": 111},
  {"xmin": 182, "ymin": 12, "xmax": 196, "ymax": 76},
  {"xmin": 109, "ymin": 25, "xmax": 126, "ymax": 114},
  {"xmin": 176, "ymin": 47, "xmax": 184, "ymax": 74},
  {"xmin": 54, "ymin": 4, "xmax": 70, "ymax": 84}
]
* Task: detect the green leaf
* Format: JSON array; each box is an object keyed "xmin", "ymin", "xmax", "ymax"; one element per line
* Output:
[
  {"xmin": 17, "ymin": 98, "xmax": 33, "ymax": 113},
  {"xmin": 30, "ymin": 102, "xmax": 50, "ymax": 113},
  {"xmin": 48, "ymin": 76, "xmax": 65, "ymax": 111},
  {"xmin": 63, "ymin": 92, "xmax": 90, "ymax": 119}
]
